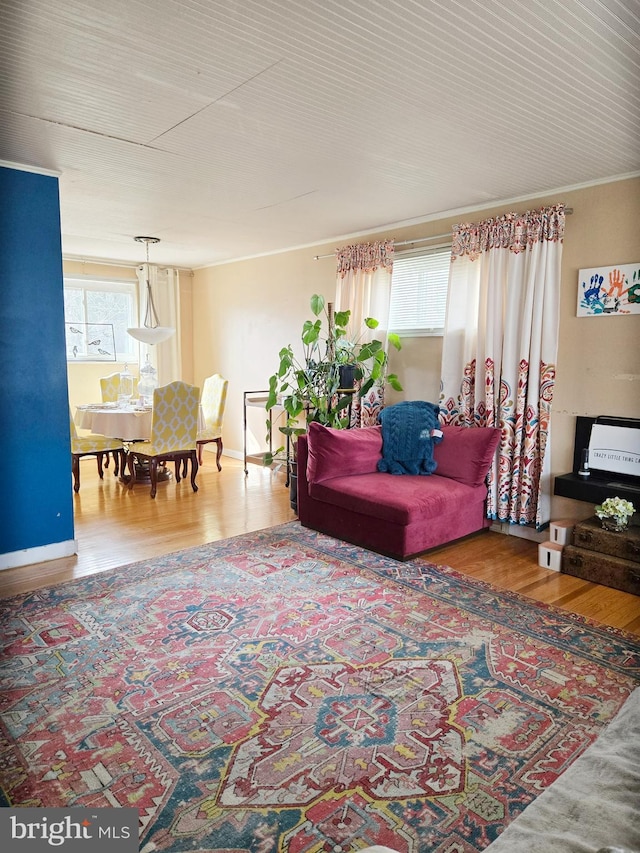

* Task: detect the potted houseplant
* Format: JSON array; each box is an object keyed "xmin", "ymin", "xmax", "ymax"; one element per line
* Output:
[
  {"xmin": 264, "ymin": 294, "xmax": 402, "ymax": 509},
  {"xmin": 594, "ymin": 496, "xmax": 636, "ymax": 531}
]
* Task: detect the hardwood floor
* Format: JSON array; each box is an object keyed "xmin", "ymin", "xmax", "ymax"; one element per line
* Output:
[{"xmin": 2, "ymin": 454, "xmax": 639, "ymax": 635}]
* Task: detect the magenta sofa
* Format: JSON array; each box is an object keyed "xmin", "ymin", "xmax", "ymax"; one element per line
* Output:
[{"xmin": 297, "ymin": 421, "xmax": 501, "ymax": 561}]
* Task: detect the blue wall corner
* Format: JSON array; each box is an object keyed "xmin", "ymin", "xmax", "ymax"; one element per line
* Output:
[{"xmin": 0, "ymin": 166, "xmax": 75, "ymax": 556}]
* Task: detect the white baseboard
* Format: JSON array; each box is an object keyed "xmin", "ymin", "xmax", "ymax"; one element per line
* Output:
[
  {"xmin": 490, "ymin": 522, "xmax": 547, "ymax": 543},
  {"xmin": 0, "ymin": 539, "xmax": 78, "ymax": 571},
  {"xmin": 220, "ymin": 448, "xmax": 242, "ymax": 460}
]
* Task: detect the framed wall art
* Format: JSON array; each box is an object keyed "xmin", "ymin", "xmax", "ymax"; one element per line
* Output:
[{"xmin": 577, "ymin": 262, "xmax": 640, "ymax": 316}]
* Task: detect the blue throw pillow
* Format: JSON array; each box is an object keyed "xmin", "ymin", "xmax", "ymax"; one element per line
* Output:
[{"xmin": 377, "ymin": 401, "xmax": 443, "ymax": 475}]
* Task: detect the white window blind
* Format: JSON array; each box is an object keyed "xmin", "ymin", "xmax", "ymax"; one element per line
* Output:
[{"xmin": 388, "ymin": 248, "xmax": 451, "ymax": 336}]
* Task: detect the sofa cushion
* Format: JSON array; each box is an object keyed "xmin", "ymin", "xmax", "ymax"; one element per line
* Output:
[
  {"xmin": 310, "ymin": 472, "xmax": 486, "ymax": 526},
  {"xmin": 433, "ymin": 425, "xmax": 501, "ymax": 487},
  {"xmin": 306, "ymin": 422, "xmax": 382, "ymax": 485}
]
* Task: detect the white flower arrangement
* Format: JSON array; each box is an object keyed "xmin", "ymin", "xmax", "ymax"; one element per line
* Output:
[{"xmin": 594, "ymin": 496, "xmax": 635, "ymax": 525}]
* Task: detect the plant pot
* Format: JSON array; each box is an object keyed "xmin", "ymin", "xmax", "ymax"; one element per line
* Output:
[
  {"xmin": 289, "ymin": 461, "xmax": 298, "ymax": 514},
  {"xmin": 600, "ymin": 517, "xmax": 629, "ymax": 532},
  {"xmin": 338, "ymin": 364, "xmax": 357, "ymax": 390}
]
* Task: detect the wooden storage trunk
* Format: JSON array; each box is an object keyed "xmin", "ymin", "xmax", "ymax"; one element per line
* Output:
[
  {"xmin": 561, "ymin": 516, "xmax": 640, "ymax": 595},
  {"xmin": 562, "ymin": 545, "xmax": 640, "ymax": 595},
  {"xmin": 572, "ymin": 516, "xmax": 640, "ymax": 562}
]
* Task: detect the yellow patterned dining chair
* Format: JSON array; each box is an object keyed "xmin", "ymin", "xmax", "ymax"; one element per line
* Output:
[
  {"xmin": 100, "ymin": 371, "xmax": 138, "ymax": 402},
  {"xmin": 70, "ymin": 410, "xmax": 125, "ymax": 493},
  {"xmin": 196, "ymin": 373, "xmax": 228, "ymax": 470},
  {"xmin": 99, "ymin": 371, "xmax": 136, "ymax": 472},
  {"xmin": 100, "ymin": 372, "xmax": 121, "ymax": 402},
  {"xmin": 126, "ymin": 381, "xmax": 201, "ymax": 498}
]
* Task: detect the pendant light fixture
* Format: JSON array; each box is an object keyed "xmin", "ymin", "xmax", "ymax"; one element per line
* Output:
[{"xmin": 127, "ymin": 236, "xmax": 175, "ymax": 345}]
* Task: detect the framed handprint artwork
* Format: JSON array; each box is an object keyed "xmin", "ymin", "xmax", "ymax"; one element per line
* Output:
[{"xmin": 577, "ymin": 262, "xmax": 640, "ymax": 316}]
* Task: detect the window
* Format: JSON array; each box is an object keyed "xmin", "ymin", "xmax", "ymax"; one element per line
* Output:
[
  {"xmin": 388, "ymin": 247, "xmax": 451, "ymax": 336},
  {"xmin": 64, "ymin": 276, "xmax": 138, "ymax": 362}
]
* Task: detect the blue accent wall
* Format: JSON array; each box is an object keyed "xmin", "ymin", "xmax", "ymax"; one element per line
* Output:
[{"xmin": 0, "ymin": 166, "xmax": 75, "ymax": 556}]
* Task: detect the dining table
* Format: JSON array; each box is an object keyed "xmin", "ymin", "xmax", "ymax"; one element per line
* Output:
[
  {"xmin": 75, "ymin": 402, "xmax": 153, "ymax": 441},
  {"xmin": 74, "ymin": 402, "xmax": 206, "ymax": 486}
]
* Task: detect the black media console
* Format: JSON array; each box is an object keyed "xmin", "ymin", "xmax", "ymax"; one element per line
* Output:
[{"xmin": 553, "ymin": 415, "xmax": 640, "ymax": 505}]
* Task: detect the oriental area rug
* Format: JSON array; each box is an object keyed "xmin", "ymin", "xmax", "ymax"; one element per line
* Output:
[{"xmin": 1, "ymin": 523, "xmax": 639, "ymax": 853}]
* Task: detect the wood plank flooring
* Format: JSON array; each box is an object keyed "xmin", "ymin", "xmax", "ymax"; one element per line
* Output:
[{"xmin": 2, "ymin": 454, "xmax": 639, "ymax": 635}]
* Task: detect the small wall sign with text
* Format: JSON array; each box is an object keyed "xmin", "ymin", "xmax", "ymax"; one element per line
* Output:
[{"xmin": 577, "ymin": 263, "xmax": 640, "ymax": 316}]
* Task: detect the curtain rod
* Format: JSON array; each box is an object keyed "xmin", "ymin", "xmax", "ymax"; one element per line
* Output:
[{"xmin": 312, "ymin": 207, "xmax": 573, "ymax": 260}]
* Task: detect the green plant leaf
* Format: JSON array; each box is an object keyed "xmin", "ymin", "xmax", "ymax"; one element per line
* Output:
[
  {"xmin": 335, "ymin": 394, "xmax": 352, "ymax": 411},
  {"xmin": 277, "ymin": 346, "xmax": 294, "ymax": 377},
  {"xmin": 310, "ymin": 294, "xmax": 325, "ymax": 316},
  {"xmin": 357, "ymin": 340, "xmax": 382, "ymax": 360},
  {"xmin": 266, "ymin": 374, "xmax": 279, "ymax": 410},
  {"xmin": 388, "ymin": 332, "xmax": 402, "ymax": 351},
  {"xmin": 301, "ymin": 319, "xmax": 322, "ymax": 345},
  {"xmin": 334, "ymin": 309, "xmax": 351, "ymax": 327},
  {"xmin": 263, "ymin": 449, "xmax": 285, "ymax": 466},
  {"xmin": 284, "ymin": 395, "xmax": 303, "ymax": 419},
  {"xmin": 279, "ymin": 424, "xmax": 303, "ymax": 437},
  {"xmin": 388, "ymin": 374, "xmax": 403, "ymax": 391},
  {"xmin": 364, "ymin": 317, "xmax": 379, "ymax": 329},
  {"xmin": 359, "ymin": 377, "xmax": 374, "ymax": 396}
]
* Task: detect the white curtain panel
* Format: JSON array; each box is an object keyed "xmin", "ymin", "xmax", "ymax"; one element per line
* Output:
[
  {"xmin": 136, "ymin": 263, "xmax": 182, "ymax": 386},
  {"xmin": 335, "ymin": 241, "xmax": 394, "ymax": 427},
  {"xmin": 335, "ymin": 264, "xmax": 393, "ymax": 343},
  {"xmin": 440, "ymin": 206, "xmax": 565, "ymax": 528}
]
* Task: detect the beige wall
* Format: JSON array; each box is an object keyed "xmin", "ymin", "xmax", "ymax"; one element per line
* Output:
[{"xmin": 192, "ymin": 176, "xmax": 640, "ymax": 521}]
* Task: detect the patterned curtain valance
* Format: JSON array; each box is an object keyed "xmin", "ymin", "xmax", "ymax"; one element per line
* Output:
[
  {"xmin": 452, "ymin": 204, "xmax": 565, "ymax": 261},
  {"xmin": 335, "ymin": 239, "xmax": 395, "ymax": 278}
]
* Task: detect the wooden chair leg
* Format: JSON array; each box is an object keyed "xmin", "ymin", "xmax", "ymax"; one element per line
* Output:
[
  {"xmin": 113, "ymin": 451, "xmax": 120, "ymax": 477},
  {"xmin": 96, "ymin": 452, "xmax": 105, "ymax": 479},
  {"xmin": 190, "ymin": 451, "xmax": 199, "ymax": 492},
  {"xmin": 127, "ymin": 453, "xmax": 137, "ymax": 489},
  {"xmin": 215, "ymin": 438, "xmax": 223, "ymax": 472},
  {"xmin": 149, "ymin": 459, "xmax": 159, "ymax": 498},
  {"xmin": 72, "ymin": 455, "xmax": 81, "ymax": 492}
]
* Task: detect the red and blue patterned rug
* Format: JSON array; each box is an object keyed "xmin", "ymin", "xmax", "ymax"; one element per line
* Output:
[{"xmin": 1, "ymin": 522, "xmax": 639, "ymax": 852}]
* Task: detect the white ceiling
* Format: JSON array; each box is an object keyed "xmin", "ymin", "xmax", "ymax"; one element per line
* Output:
[{"xmin": 2, "ymin": 0, "xmax": 639, "ymax": 269}]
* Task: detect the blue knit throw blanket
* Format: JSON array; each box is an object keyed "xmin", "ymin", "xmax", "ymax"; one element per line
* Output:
[{"xmin": 377, "ymin": 400, "xmax": 443, "ymax": 475}]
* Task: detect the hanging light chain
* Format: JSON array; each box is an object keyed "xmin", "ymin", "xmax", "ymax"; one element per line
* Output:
[{"xmin": 135, "ymin": 236, "xmax": 161, "ymax": 330}]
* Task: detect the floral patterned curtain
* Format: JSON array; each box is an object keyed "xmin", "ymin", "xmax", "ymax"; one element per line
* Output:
[
  {"xmin": 335, "ymin": 240, "xmax": 394, "ymax": 427},
  {"xmin": 440, "ymin": 205, "xmax": 565, "ymax": 528}
]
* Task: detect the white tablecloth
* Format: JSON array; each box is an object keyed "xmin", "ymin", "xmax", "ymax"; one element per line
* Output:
[
  {"xmin": 75, "ymin": 404, "xmax": 205, "ymax": 442},
  {"xmin": 75, "ymin": 404, "xmax": 153, "ymax": 441}
]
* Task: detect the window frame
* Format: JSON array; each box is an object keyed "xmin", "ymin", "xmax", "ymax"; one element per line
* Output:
[
  {"xmin": 63, "ymin": 274, "xmax": 139, "ymax": 363},
  {"xmin": 388, "ymin": 244, "xmax": 451, "ymax": 337}
]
